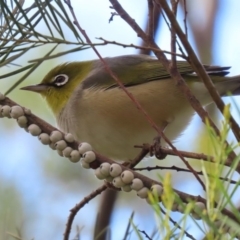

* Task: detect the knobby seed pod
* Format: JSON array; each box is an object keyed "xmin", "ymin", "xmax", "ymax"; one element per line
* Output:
[
  {"xmin": 82, "ymin": 151, "xmax": 96, "ymax": 163},
  {"xmin": 95, "ymin": 167, "xmax": 106, "ymax": 180},
  {"xmin": 55, "ymin": 140, "xmax": 67, "ymax": 151},
  {"xmin": 99, "ymin": 162, "xmax": 111, "ymax": 177},
  {"xmin": 1, "ymin": 105, "xmax": 11, "ymax": 118},
  {"xmin": 112, "ymin": 176, "xmax": 125, "ymax": 188},
  {"xmin": 10, "ymin": 106, "xmax": 24, "ymax": 119},
  {"xmin": 49, "ymin": 142, "xmax": 56, "ymax": 150},
  {"xmin": 121, "ymin": 170, "xmax": 134, "ymax": 184},
  {"xmin": 131, "ymin": 178, "xmax": 144, "ymax": 191},
  {"xmin": 137, "ymin": 187, "xmax": 149, "ymax": 199},
  {"xmin": 38, "ymin": 133, "xmax": 50, "ymax": 145},
  {"xmin": 28, "ymin": 124, "xmax": 41, "ymax": 136},
  {"xmin": 105, "ymin": 176, "xmax": 114, "ymax": 182},
  {"xmin": 64, "ymin": 133, "xmax": 74, "ymax": 143},
  {"xmin": 78, "ymin": 142, "xmax": 92, "ymax": 155},
  {"xmin": 110, "ymin": 163, "xmax": 122, "ymax": 177},
  {"xmin": 69, "ymin": 150, "xmax": 80, "ymax": 163},
  {"xmin": 24, "ymin": 108, "xmax": 31, "ymax": 115},
  {"xmin": 50, "ymin": 130, "xmax": 63, "ymax": 143},
  {"xmin": 62, "ymin": 147, "xmax": 73, "ymax": 158},
  {"xmin": 17, "ymin": 116, "xmax": 28, "ymax": 128},
  {"xmin": 177, "ymin": 203, "xmax": 187, "ymax": 213},
  {"xmin": 151, "ymin": 184, "xmax": 163, "ymax": 197},
  {"xmin": 80, "ymin": 159, "xmax": 90, "ymax": 169},
  {"xmin": 121, "ymin": 185, "xmax": 132, "ymax": 192}
]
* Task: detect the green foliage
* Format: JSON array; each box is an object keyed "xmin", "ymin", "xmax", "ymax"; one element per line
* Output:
[
  {"xmin": 139, "ymin": 105, "xmax": 240, "ymax": 240},
  {"xmin": 0, "ymin": 0, "xmax": 89, "ymax": 94}
]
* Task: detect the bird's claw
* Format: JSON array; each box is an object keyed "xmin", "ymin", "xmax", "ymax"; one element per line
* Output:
[{"xmin": 150, "ymin": 136, "xmax": 167, "ymax": 160}]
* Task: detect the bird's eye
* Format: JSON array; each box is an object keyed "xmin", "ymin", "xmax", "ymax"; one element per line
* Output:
[{"xmin": 53, "ymin": 74, "xmax": 69, "ymax": 87}]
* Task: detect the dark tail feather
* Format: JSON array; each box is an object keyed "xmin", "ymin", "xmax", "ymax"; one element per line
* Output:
[
  {"xmin": 204, "ymin": 65, "xmax": 231, "ymax": 77},
  {"xmin": 219, "ymin": 75, "xmax": 240, "ymax": 96}
]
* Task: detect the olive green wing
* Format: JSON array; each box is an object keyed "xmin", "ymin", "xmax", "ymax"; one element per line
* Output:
[{"xmin": 82, "ymin": 55, "xmax": 230, "ymax": 90}]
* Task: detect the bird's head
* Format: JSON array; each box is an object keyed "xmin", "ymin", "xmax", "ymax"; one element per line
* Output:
[{"xmin": 21, "ymin": 61, "xmax": 92, "ymax": 116}]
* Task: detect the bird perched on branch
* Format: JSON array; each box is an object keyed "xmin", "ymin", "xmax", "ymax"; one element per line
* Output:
[{"xmin": 22, "ymin": 54, "xmax": 240, "ymax": 161}]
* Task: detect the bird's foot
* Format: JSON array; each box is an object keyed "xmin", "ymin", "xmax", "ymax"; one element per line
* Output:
[{"xmin": 150, "ymin": 136, "xmax": 167, "ymax": 160}]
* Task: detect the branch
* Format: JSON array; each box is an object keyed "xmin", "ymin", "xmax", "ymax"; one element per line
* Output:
[
  {"xmin": 134, "ymin": 144, "xmax": 237, "ymax": 169},
  {"xmin": 134, "ymin": 165, "xmax": 238, "ymax": 184},
  {"xmin": 64, "ymin": 184, "xmax": 107, "ymax": 240},
  {"xmin": 0, "ymin": 94, "xmax": 239, "ymax": 226},
  {"xmin": 97, "ymin": 38, "xmax": 187, "ymax": 59},
  {"xmin": 160, "ymin": 206, "xmax": 196, "ymax": 240}
]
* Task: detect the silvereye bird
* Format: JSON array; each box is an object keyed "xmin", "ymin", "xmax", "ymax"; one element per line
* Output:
[{"xmin": 22, "ymin": 54, "xmax": 240, "ymax": 161}]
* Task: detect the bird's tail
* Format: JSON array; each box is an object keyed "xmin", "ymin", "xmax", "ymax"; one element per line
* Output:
[{"xmin": 215, "ymin": 75, "xmax": 240, "ymax": 96}]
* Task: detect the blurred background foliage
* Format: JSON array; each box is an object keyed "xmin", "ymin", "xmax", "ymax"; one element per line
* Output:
[{"xmin": 0, "ymin": 0, "xmax": 240, "ymax": 239}]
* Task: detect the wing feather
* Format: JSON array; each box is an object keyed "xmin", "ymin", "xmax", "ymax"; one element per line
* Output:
[{"xmin": 82, "ymin": 55, "xmax": 230, "ymax": 90}]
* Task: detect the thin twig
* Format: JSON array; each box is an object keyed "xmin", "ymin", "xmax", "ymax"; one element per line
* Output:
[
  {"xmin": 155, "ymin": 2, "xmax": 187, "ymax": 58},
  {"xmin": 140, "ymin": 0, "xmax": 162, "ymax": 55},
  {"xmin": 138, "ymin": 229, "xmax": 152, "ymax": 240},
  {"xmin": 147, "ymin": 0, "xmax": 154, "ymax": 40},
  {"xmin": 123, "ymin": 212, "xmax": 134, "ymax": 240},
  {"xmin": 97, "ymin": 37, "xmax": 187, "ymax": 59},
  {"xmin": 0, "ymin": 37, "xmax": 80, "ymax": 44},
  {"xmin": 170, "ymin": 0, "xmax": 178, "ymax": 66},
  {"xmin": 134, "ymin": 145, "xmax": 215, "ymax": 162},
  {"xmin": 183, "ymin": 0, "xmax": 188, "ymax": 38},
  {"xmin": 160, "ymin": 207, "xmax": 196, "ymax": 240},
  {"xmin": 0, "ymin": 0, "xmax": 25, "ymax": 37},
  {"xmin": 134, "ymin": 165, "xmax": 238, "ymax": 184},
  {"xmin": 63, "ymin": 184, "xmax": 107, "ymax": 240}
]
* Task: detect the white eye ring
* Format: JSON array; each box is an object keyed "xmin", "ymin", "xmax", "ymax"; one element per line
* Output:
[{"xmin": 53, "ymin": 74, "xmax": 69, "ymax": 86}]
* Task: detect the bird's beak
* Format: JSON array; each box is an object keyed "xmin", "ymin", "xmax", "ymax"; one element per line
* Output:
[{"xmin": 21, "ymin": 84, "xmax": 48, "ymax": 93}]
